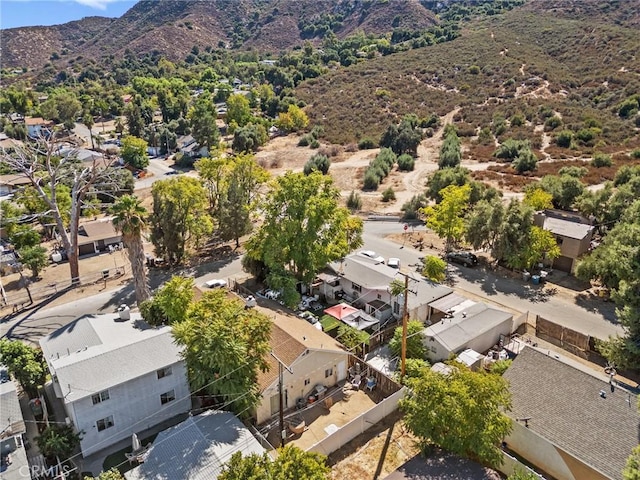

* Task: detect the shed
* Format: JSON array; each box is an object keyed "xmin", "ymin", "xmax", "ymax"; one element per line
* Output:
[{"xmin": 423, "ymin": 302, "xmax": 513, "ymax": 361}]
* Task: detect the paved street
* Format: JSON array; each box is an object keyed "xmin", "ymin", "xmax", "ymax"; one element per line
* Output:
[{"xmin": 1, "ymin": 221, "xmax": 622, "ymax": 344}]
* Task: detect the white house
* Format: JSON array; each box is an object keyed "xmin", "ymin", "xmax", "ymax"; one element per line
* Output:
[
  {"xmin": 324, "ymin": 254, "xmax": 452, "ymax": 323},
  {"xmin": 39, "ymin": 313, "xmax": 191, "ymax": 457},
  {"xmin": 504, "ymin": 347, "xmax": 639, "ymax": 480},
  {"xmin": 255, "ymin": 308, "xmax": 349, "ymax": 426},
  {"xmin": 423, "ymin": 301, "xmax": 513, "ymax": 361},
  {"xmin": 125, "ymin": 410, "xmax": 264, "ymax": 480}
]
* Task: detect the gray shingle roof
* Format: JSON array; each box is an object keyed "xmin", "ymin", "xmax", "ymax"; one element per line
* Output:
[
  {"xmin": 0, "ymin": 368, "xmax": 26, "ymax": 437},
  {"xmin": 503, "ymin": 347, "xmax": 639, "ymax": 479},
  {"xmin": 40, "ymin": 314, "xmax": 182, "ymax": 403},
  {"xmin": 125, "ymin": 410, "xmax": 265, "ymax": 480}
]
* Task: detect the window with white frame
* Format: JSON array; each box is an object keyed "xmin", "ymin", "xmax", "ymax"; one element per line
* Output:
[
  {"xmin": 91, "ymin": 390, "xmax": 110, "ymax": 405},
  {"xmin": 157, "ymin": 366, "xmax": 172, "ymax": 379},
  {"xmin": 160, "ymin": 390, "xmax": 176, "ymax": 405},
  {"xmin": 352, "ymin": 282, "xmax": 362, "ymax": 293},
  {"xmin": 96, "ymin": 415, "xmax": 114, "ymax": 431}
]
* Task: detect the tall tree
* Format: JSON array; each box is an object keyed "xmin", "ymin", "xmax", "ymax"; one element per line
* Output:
[
  {"xmin": 492, "ymin": 200, "xmax": 534, "ymax": 269},
  {"xmin": 83, "ymin": 113, "xmax": 96, "ymax": 150},
  {"xmin": 421, "ymin": 255, "xmax": 447, "ymax": 282},
  {"xmin": 226, "ymin": 93, "xmax": 252, "ymax": 128},
  {"xmin": 217, "ymin": 154, "xmax": 269, "ymax": 248},
  {"xmin": 465, "ymin": 197, "xmax": 505, "ymax": 252},
  {"xmin": 150, "ymin": 176, "xmax": 213, "ymax": 265},
  {"xmin": 120, "ymin": 136, "xmax": 149, "ymax": 169},
  {"xmin": 220, "ymin": 446, "xmax": 330, "ymax": 480},
  {"xmin": 189, "ymin": 95, "xmax": 220, "ymax": 153},
  {"xmin": 438, "ymin": 125, "xmax": 462, "ymax": 169},
  {"xmin": 195, "ymin": 154, "xmax": 229, "ymax": 214},
  {"xmin": 276, "ymin": 104, "xmax": 309, "ymax": 132},
  {"xmin": 111, "ymin": 195, "xmax": 151, "ymax": 306},
  {"xmin": 389, "ymin": 320, "xmax": 426, "ymax": 360},
  {"xmin": 2, "ymin": 140, "xmax": 119, "ymax": 284},
  {"xmin": 576, "ymin": 201, "xmax": 640, "ymax": 370},
  {"xmin": 422, "ymin": 184, "xmax": 470, "ymax": 251},
  {"xmin": 246, "ymin": 172, "xmax": 363, "ymax": 304},
  {"xmin": 18, "ymin": 245, "xmax": 49, "ymax": 278},
  {"xmin": 400, "ymin": 367, "xmax": 512, "ymax": 468},
  {"xmin": 172, "ymin": 289, "xmax": 271, "ymax": 416},
  {"xmin": 36, "ymin": 424, "xmax": 82, "ymax": 462},
  {"xmin": 523, "ymin": 186, "xmax": 553, "ymax": 211}
]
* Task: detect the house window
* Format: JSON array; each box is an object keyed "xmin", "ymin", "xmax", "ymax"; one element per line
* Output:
[
  {"xmin": 160, "ymin": 390, "xmax": 176, "ymax": 405},
  {"xmin": 91, "ymin": 390, "xmax": 110, "ymax": 405},
  {"xmin": 377, "ymin": 294, "xmax": 382, "ymax": 299},
  {"xmin": 556, "ymin": 236, "xmax": 564, "ymax": 245},
  {"xmin": 325, "ymin": 368, "xmax": 333, "ymax": 378},
  {"xmin": 157, "ymin": 366, "xmax": 172, "ymax": 379},
  {"xmin": 352, "ymin": 282, "xmax": 362, "ymax": 293},
  {"xmin": 393, "ymin": 302, "xmax": 400, "ymax": 314},
  {"xmin": 304, "ymin": 378, "xmax": 310, "ymax": 386},
  {"xmin": 96, "ymin": 416, "xmax": 114, "ymax": 431}
]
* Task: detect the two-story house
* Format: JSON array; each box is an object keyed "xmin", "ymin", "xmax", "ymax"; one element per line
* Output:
[
  {"xmin": 533, "ymin": 209, "xmax": 594, "ymax": 273},
  {"xmin": 255, "ymin": 308, "xmax": 349, "ymax": 426},
  {"xmin": 39, "ymin": 313, "xmax": 190, "ymax": 457},
  {"xmin": 323, "ymin": 254, "xmax": 452, "ymax": 323},
  {"xmin": 0, "ymin": 367, "xmax": 32, "ymax": 480}
]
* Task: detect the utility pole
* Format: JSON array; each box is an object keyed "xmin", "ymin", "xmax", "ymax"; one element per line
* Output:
[
  {"xmin": 270, "ymin": 351, "xmax": 292, "ymax": 448},
  {"xmin": 401, "ymin": 274, "xmax": 409, "ymax": 380}
]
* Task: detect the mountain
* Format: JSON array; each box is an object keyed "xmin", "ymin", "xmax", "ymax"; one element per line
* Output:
[
  {"xmin": 295, "ymin": 0, "xmax": 640, "ymax": 145},
  {"xmin": 0, "ymin": 0, "xmax": 438, "ymax": 71}
]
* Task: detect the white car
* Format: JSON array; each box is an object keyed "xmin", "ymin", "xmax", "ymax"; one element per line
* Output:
[
  {"xmin": 204, "ymin": 279, "xmax": 227, "ymax": 289},
  {"xmin": 358, "ymin": 250, "xmax": 385, "ymax": 264},
  {"xmin": 387, "ymin": 258, "xmax": 401, "ymax": 269}
]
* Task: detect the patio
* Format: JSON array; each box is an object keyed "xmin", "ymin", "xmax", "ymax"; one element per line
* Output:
[{"xmin": 261, "ymin": 385, "xmax": 381, "ymax": 451}]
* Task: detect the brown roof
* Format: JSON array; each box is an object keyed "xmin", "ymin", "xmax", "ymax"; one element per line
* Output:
[
  {"xmin": 78, "ymin": 219, "xmax": 120, "ymax": 244},
  {"xmin": 0, "ymin": 173, "xmax": 31, "ymax": 186},
  {"xmin": 256, "ymin": 307, "xmax": 345, "ymax": 391},
  {"xmin": 24, "ymin": 117, "xmax": 50, "ymax": 126}
]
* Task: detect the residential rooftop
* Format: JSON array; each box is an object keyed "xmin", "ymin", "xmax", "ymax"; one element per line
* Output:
[
  {"xmin": 40, "ymin": 313, "xmax": 181, "ymax": 403},
  {"xmin": 503, "ymin": 347, "xmax": 639, "ymax": 480}
]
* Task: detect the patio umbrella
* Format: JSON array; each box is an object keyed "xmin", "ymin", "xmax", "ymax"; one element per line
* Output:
[{"xmin": 132, "ymin": 433, "xmax": 141, "ymax": 452}]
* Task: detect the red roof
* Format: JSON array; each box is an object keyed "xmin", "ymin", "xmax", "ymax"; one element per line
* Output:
[{"xmin": 324, "ymin": 303, "xmax": 359, "ymax": 320}]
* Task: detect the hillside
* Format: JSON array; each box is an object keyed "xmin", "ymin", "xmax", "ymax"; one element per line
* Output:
[
  {"xmin": 0, "ymin": 0, "xmax": 438, "ymax": 71},
  {"xmin": 296, "ymin": 1, "xmax": 640, "ymax": 149}
]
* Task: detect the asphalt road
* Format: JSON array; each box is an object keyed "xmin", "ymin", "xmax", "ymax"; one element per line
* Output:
[{"xmin": 1, "ymin": 221, "xmax": 622, "ymax": 344}]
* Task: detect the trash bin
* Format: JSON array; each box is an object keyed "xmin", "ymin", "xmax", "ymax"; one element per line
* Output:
[
  {"xmin": 117, "ymin": 304, "xmax": 130, "ymax": 320},
  {"xmin": 531, "ymin": 275, "xmax": 540, "ymax": 285},
  {"xmin": 522, "ymin": 271, "xmax": 531, "ymax": 282}
]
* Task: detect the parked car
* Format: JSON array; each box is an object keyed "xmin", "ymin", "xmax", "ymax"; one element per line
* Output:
[
  {"xmin": 204, "ymin": 279, "xmax": 227, "ymax": 288},
  {"xmin": 358, "ymin": 250, "xmax": 385, "ymax": 264},
  {"xmin": 445, "ymin": 251, "xmax": 478, "ymax": 267},
  {"xmin": 299, "ymin": 311, "xmax": 322, "ymax": 330},
  {"xmin": 387, "ymin": 257, "xmax": 401, "ymax": 269}
]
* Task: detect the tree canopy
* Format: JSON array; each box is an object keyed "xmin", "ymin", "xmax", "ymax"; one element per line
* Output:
[
  {"xmin": 0, "ymin": 339, "xmax": 48, "ymax": 395},
  {"xmin": 400, "ymin": 367, "xmax": 512, "ymax": 468},
  {"xmin": 421, "ymin": 184, "xmax": 470, "ymax": 251},
  {"xmin": 246, "ymin": 172, "xmax": 363, "ymax": 305},
  {"xmin": 172, "ymin": 289, "xmax": 271, "ymax": 416},
  {"xmin": 150, "ymin": 176, "xmax": 213, "ymax": 265},
  {"xmin": 219, "ymin": 445, "xmax": 330, "ymax": 480},
  {"xmin": 389, "ymin": 320, "xmax": 426, "ymax": 360}
]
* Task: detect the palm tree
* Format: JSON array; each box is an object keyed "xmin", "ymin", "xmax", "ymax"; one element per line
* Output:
[
  {"xmin": 82, "ymin": 113, "xmax": 95, "ymax": 150},
  {"xmin": 111, "ymin": 195, "xmax": 152, "ymax": 306}
]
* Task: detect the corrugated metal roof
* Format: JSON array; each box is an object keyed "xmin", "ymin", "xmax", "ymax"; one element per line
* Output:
[
  {"xmin": 125, "ymin": 410, "xmax": 265, "ymax": 480},
  {"xmin": 544, "ymin": 217, "xmax": 593, "ymax": 240}
]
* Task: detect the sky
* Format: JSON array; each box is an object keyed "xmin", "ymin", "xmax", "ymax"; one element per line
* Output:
[{"xmin": 0, "ymin": 0, "xmax": 137, "ymax": 29}]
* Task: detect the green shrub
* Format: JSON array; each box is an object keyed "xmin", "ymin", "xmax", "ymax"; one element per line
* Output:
[
  {"xmin": 510, "ymin": 113, "xmax": 525, "ymax": 127},
  {"xmin": 513, "ymin": 149, "xmax": 538, "ymax": 173},
  {"xmin": 381, "ymin": 187, "xmax": 396, "ymax": 202},
  {"xmin": 363, "ymin": 170, "xmax": 381, "ymax": 190},
  {"xmin": 558, "ymin": 166, "xmax": 587, "ymax": 178},
  {"xmin": 358, "ymin": 137, "xmax": 376, "ymax": 149},
  {"xmin": 310, "ymin": 125, "xmax": 325, "ymax": 139},
  {"xmin": 631, "ymin": 149, "xmax": 640, "ymax": 159},
  {"xmin": 468, "ymin": 65, "xmax": 481, "ymax": 74},
  {"xmin": 346, "ymin": 190, "xmax": 362, "ymax": 211},
  {"xmin": 397, "ymin": 153, "xmax": 415, "ymax": 171},
  {"xmin": 592, "ymin": 152, "xmax": 612, "ymax": 168},
  {"xmin": 575, "ymin": 128, "xmax": 596, "ymax": 144},
  {"xmin": 555, "ymin": 130, "xmax": 573, "ymax": 148},
  {"xmin": 494, "ymin": 138, "xmax": 529, "ymax": 160},
  {"xmin": 309, "ymin": 138, "xmax": 320, "ymax": 149},
  {"xmin": 544, "ymin": 115, "xmax": 562, "ymax": 130},
  {"xmin": 401, "ymin": 194, "xmax": 427, "ymax": 220},
  {"xmin": 303, "ymin": 153, "xmax": 331, "ymax": 175},
  {"xmin": 298, "ymin": 135, "xmax": 311, "ymax": 147}
]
